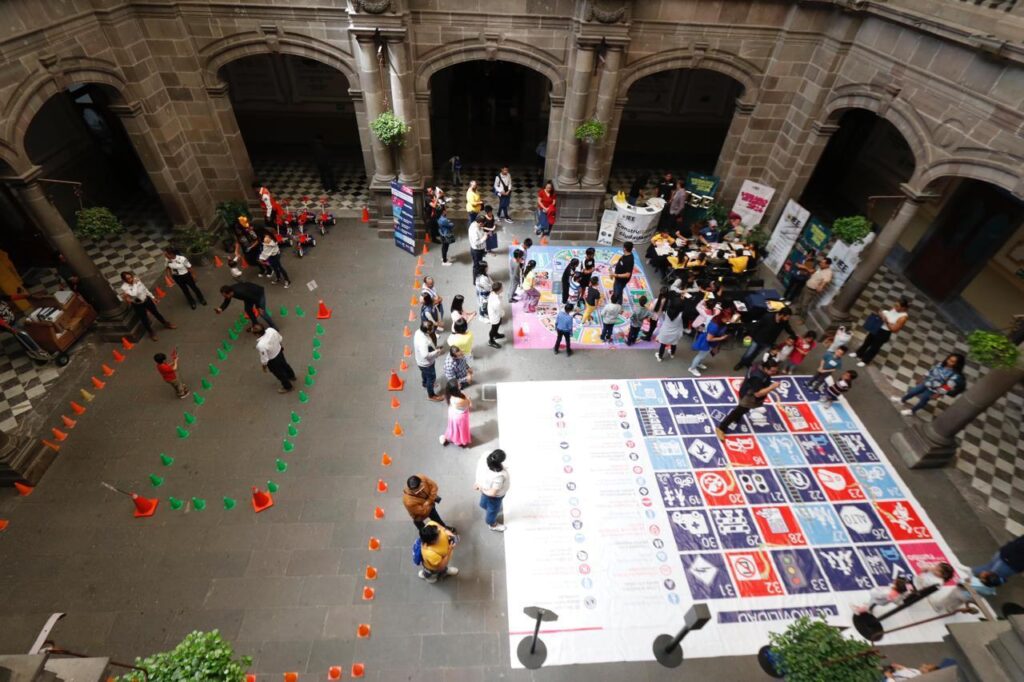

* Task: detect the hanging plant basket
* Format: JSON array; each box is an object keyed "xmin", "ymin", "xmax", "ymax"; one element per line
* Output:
[
  {"xmin": 575, "ymin": 118, "xmax": 607, "ymax": 143},
  {"xmin": 832, "ymin": 215, "xmax": 872, "ymax": 245},
  {"xmin": 74, "ymin": 206, "xmax": 124, "ymax": 240},
  {"xmin": 371, "ymin": 111, "xmax": 410, "ymax": 148},
  {"xmin": 967, "ymin": 330, "xmax": 1020, "ymax": 369}
]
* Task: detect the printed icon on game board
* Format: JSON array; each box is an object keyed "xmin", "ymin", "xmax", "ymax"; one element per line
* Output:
[
  {"xmin": 814, "ymin": 547, "xmax": 874, "ymax": 591},
  {"xmin": 696, "ymin": 470, "xmax": 744, "ymax": 506},
  {"xmin": 681, "ymin": 553, "xmax": 735, "ymax": 600},
  {"xmin": 813, "ymin": 466, "xmax": 865, "ymax": 501},
  {"xmin": 779, "ymin": 467, "xmax": 826, "ymax": 503},
  {"xmin": 735, "ymin": 469, "xmax": 786, "ymax": 505},
  {"xmin": 725, "ymin": 551, "xmax": 783, "ymax": 597},
  {"xmin": 876, "ymin": 500, "xmax": 933, "ymax": 541},
  {"xmin": 759, "ymin": 434, "xmax": 805, "ymax": 467},
  {"xmin": 772, "ymin": 549, "xmax": 830, "ymax": 594},
  {"xmin": 684, "ymin": 437, "xmax": 725, "ymax": 468},
  {"xmin": 753, "ymin": 506, "xmax": 806, "ymax": 547},
  {"xmin": 857, "ymin": 544, "xmax": 914, "ymax": 588},
  {"xmin": 671, "ymin": 510, "xmax": 720, "ymax": 552},
  {"xmin": 723, "ymin": 435, "xmax": 767, "ymax": 467},
  {"xmin": 778, "ymin": 404, "xmax": 822, "ymax": 432},
  {"xmin": 837, "ymin": 502, "xmax": 890, "ymax": 543}
]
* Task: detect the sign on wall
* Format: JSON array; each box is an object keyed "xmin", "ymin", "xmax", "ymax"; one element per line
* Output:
[
  {"xmin": 780, "ymin": 217, "xmax": 832, "ymax": 288},
  {"xmin": 391, "ymin": 180, "xmax": 416, "ymax": 256},
  {"xmin": 683, "ymin": 172, "xmax": 720, "ymax": 227},
  {"xmin": 730, "ymin": 180, "xmax": 776, "ymax": 228},
  {"xmin": 763, "ymin": 200, "xmax": 809, "ymax": 273}
]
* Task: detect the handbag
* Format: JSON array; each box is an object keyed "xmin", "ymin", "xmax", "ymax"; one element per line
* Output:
[
  {"xmin": 485, "ymin": 231, "xmax": 498, "ymax": 251},
  {"xmin": 863, "ymin": 313, "xmax": 883, "ymax": 333}
]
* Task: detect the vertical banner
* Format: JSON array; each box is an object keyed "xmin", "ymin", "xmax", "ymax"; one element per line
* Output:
[
  {"xmin": 763, "ymin": 199, "xmax": 809, "ymax": 273},
  {"xmin": 818, "ymin": 232, "xmax": 875, "ymax": 307},
  {"xmin": 780, "ymin": 217, "xmax": 832, "ymax": 288},
  {"xmin": 730, "ymin": 180, "xmax": 776, "ymax": 229},
  {"xmin": 597, "ymin": 210, "xmax": 618, "ymax": 245},
  {"xmin": 391, "ymin": 180, "xmax": 416, "ymax": 255},
  {"xmin": 683, "ymin": 172, "xmax": 720, "ymax": 228}
]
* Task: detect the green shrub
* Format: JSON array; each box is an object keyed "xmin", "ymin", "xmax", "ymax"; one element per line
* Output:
[
  {"xmin": 118, "ymin": 630, "xmax": 251, "ymax": 682},
  {"xmin": 171, "ymin": 224, "xmax": 220, "ymax": 261},
  {"xmin": 767, "ymin": 617, "xmax": 882, "ymax": 682},
  {"xmin": 574, "ymin": 118, "xmax": 607, "ymax": 143},
  {"xmin": 216, "ymin": 200, "xmax": 250, "ymax": 230},
  {"xmin": 370, "ymin": 111, "xmax": 410, "ymax": 147},
  {"xmin": 832, "ymin": 215, "xmax": 872, "ymax": 245},
  {"xmin": 74, "ymin": 207, "xmax": 124, "ymax": 240},
  {"xmin": 967, "ymin": 330, "xmax": 1020, "ymax": 369}
]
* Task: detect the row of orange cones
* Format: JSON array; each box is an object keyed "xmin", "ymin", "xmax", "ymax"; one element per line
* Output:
[{"xmin": 251, "ymin": 662, "xmax": 367, "ymax": 680}]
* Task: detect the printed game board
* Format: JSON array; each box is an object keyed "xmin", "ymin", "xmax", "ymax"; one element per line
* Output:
[
  {"xmin": 498, "ymin": 376, "xmax": 977, "ymax": 667},
  {"xmin": 508, "ymin": 245, "xmax": 657, "ymax": 349}
]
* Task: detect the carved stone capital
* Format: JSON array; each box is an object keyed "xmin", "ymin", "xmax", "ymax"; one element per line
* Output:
[{"xmin": 354, "ymin": 0, "xmax": 395, "ymax": 14}]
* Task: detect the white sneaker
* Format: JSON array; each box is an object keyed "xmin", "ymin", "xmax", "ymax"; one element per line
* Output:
[
  {"xmin": 442, "ymin": 261, "xmax": 452, "ymax": 267},
  {"xmin": 698, "ymin": 364, "xmax": 708, "ymax": 370},
  {"xmin": 655, "ymin": 353, "xmax": 662, "ymax": 362},
  {"xmin": 688, "ymin": 368, "xmax": 701, "ymax": 377},
  {"xmin": 283, "ymin": 282, "xmax": 290, "ymax": 289},
  {"xmin": 668, "ymin": 352, "xmax": 674, "ymax": 359},
  {"xmin": 439, "ymin": 435, "xmax": 447, "ymax": 446},
  {"xmin": 890, "ymin": 396, "xmax": 901, "ymax": 402},
  {"xmin": 849, "ymin": 352, "xmax": 858, "ymax": 358},
  {"xmin": 504, "ymin": 218, "xmax": 513, "ymax": 224},
  {"xmin": 445, "ymin": 566, "xmax": 460, "ymax": 576},
  {"xmin": 900, "ymin": 409, "xmax": 913, "ymax": 416},
  {"xmin": 856, "ymin": 361, "xmax": 866, "ymax": 367},
  {"xmin": 418, "ymin": 570, "xmax": 438, "ymax": 583},
  {"xmin": 489, "ymin": 524, "xmax": 506, "ymax": 532}
]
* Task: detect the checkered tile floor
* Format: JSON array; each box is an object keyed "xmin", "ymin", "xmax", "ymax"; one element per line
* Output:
[{"xmin": 848, "ymin": 265, "xmax": 1024, "ymax": 535}]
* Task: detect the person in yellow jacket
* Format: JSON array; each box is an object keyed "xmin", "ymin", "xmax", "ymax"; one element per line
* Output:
[
  {"xmin": 466, "ymin": 180, "xmax": 483, "ymax": 224},
  {"xmin": 418, "ymin": 520, "xmax": 459, "ymax": 583}
]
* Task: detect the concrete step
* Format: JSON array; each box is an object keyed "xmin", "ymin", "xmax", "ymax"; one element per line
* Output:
[
  {"xmin": 988, "ymin": 628, "xmax": 1024, "ymax": 676},
  {"xmin": 947, "ymin": 621, "xmax": 1014, "ymax": 682},
  {"xmin": 42, "ymin": 657, "xmax": 109, "ymax": 682},
  {"xmin": 1008, "ymin": 613, "xmax": 1024, "ymax": 641},
  {"xmin": 0, "ymin": 654, "xmax": 48, "ymax": 682}
]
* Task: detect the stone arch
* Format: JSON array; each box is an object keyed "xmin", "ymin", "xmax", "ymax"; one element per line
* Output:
[
  {"xmin": 415, "ymin": 41, "xmax": 565, "ymax": 97},
  {"xmin": 617, "ymin": 48, "xmax": 762, "ymax": 104},
  {"xmin": 200, "ymin": 33, "xmax": 359, "ymax": 90},
  {"xmin": 919, "ymin": 155, "xmax": 1023, "ymax": 199}
]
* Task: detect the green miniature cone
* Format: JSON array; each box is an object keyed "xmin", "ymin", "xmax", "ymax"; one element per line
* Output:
[
  {"xmin": 169, "ymin": 496, "xmax": 184, "ymax": 510},
  {"xmin": 290, "ymin": 411, "xmax": 301, "ymax": 424},
  {"xmin": 287, "ymin": 424, "xmax": 298, "ymax": 437},
  {"xmin": 312, "ymin": 350, "xmax": 322, "ymax": 361},
  {"xmin": 307, "ymin": 365, "xmax": 317, "ymax": 376},
  {"xmin": 193, "ymin": 393, "xmax": 205, "ymax": 406},
  {"xmin": 228, "ymin": 329, "xmax": 239, "ymax": 341},
  {"xmin": 295, "ymin": 306, "xmax": 306, "ymax": 317},
  {"xmin": 267, "ymin": 480, "xmax": 279, "ymax": 493},
  {"xmin": 223, "ymin": 497, "xmax": 237, "ymax": 510},
  {"xmin": 315, "ymin": 323, "xmax": 325, "ymax": 336},
  {"xmin": 276, "ymin": 458, "xmax": 288, "ymax": 472},
  {"xmin": 283, "ymin": 439, "xmax": 294, "ymax": 452},
  {"xmin": 208, "ymin": 363, "xmax": 220, "ymax": 377},
  {"xmin": 221, "ymin": 340, "xmax": 233, "ymax": 352},
  {"xmin": 312, "ymin": 338, "xmax": 322, "ymax": 349},
  {"xmin": 160, "ymin": 453, "xmax": 174, "ymax": 466},
  {"xmin": 191, "ymin": 497, "xmax": 206, "ymax": 511},
  {"xmin": 176, "ymin": 425, "xmax": 190, "ymax": 439},
  {"xmin": 217, "ymin": 349, "xmax": 227, "ymax": 361},
  {"xmin": 184, "ymin": 411, "xmax": 196, "ymax": 425},
  {"xmin": 304, "ymin": 375, "xmax": 315, "ymax": 387},
  {"xmin": 279, "ymin": 305, "xmax": 288, "ymax": 317},
  {"xmin": 149, "ymin": 474, "xmax": 164, "ymax": 488},
  {"xmin": 298, "ymin": 390, "xmax": 309, "ymax": 403},
  {"xmin": 201, "ymin": 378, "xmax": 212, "ymax": 390}
]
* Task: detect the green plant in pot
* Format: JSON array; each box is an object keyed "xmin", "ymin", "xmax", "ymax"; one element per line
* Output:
[
  {"xmin": 371, "ymin": 110, "xmax": 410, "ymax": 147},
  {"xmin": 761, "ymin": 617, "xmax": 882, "ymax": 681},
  {"xmin": 171, "ymin": 223, "xmax": 220, "ymax": 265},
  {"xmin": 967, "ymin": 330, "xmax": 1020, "ymax": 369},
  {"xmin": 832, "ymin": 215, "xmax": 872, "ymax": 245},
  {"xmin": 75, "ymin": 206, "xmax": 124, "ymax": 240},
  {"xmin": 118, "ymin": 630, "xmax": 251, "ymax": 681},
  {"xmin": 746, "ymin": 225, "xmax": 769, "ymax": 250},
  {"xmin": 574, "ymin": 118, "xmax": 607, "ymax": 143}
]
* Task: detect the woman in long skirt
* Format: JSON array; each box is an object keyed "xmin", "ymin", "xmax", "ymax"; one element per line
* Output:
[{"xmin": 440, "ymin": 380, "xmax": 472, "ymax": 448}]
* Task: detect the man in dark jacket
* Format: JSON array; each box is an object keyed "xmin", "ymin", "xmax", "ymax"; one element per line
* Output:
[
  {"xmin": 403, "ymin": 474, "xmax": 452, "ymax": 530},
  {"xmin": 734, "ymin": 307, "xmax": 795, "ymax": 370},
  {"xmin": 717, "ymin": 360, "xmax": 781, "ymax": 438},
  {"xmin": 216, "ymin": 282, "xmax": 275, "ymax": 330},
  {"xmin": 974, "ymin": 535, "xmax": 1024, "ymax": 584}
]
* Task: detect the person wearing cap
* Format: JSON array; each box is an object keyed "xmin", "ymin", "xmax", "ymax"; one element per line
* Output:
[
  {"xmin": 726, "ymin": 211, "xmax": 747, "ymax": 239},
  {"xmin": 697, "ymin": 219, "xmax": 720, "ymax": 245}
]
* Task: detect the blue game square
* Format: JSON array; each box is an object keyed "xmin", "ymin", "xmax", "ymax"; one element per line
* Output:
[
  {"xmin": 745, "ymin": 405, "xmax": 789, "ymax": 434},
  {"xmin": 849, "ymin": 464, "xmax": 904, "ymax": 500},
  {"xmin": 833, "ymin": 502, "xmax": 891, "ymax": 544},
  {"xmin": 812, "ymin": 402, "xmax": 859, "ymax": 432},
  {"xmin": 628, "ymin": 380, "xmax": 667, "ymax": 407},
  {"xmin": 832, "ymin": 432, "xmax": 882, "ymax": 463},
  {"xmin": 668, "ymin": 509, "xmax": 720, "ymax": 551},
  {"xmin": 671, "ymin": 406, "xmax": 717, "ymax": 436},
  {"xmin": 695, "ymin": 378, "xmax": 737, "ymax": 405},
  {"xmin": 792, "ymin": 376, "xmax": 824, "ymax": 401},
  {"xmin": 682, "ymin": 436, "xmax": 728, "ymax": 469},
  {"xmin": 660, "ymin": 379, "xmax": 703, "ymax": 405},
  {"xmin": 681, "ymin": 552, "xmax": 736, "ymax": 600},
  {"xmin": 857, "ymin": 544, "xmax": 915, "ymax": 588},
  {"xmin": 758, "ymin": 434, "xmax": 806, "ymax": 467},
  {"xmin": 644, "ymin": 438, "xmax": 690, "ymax": 471},
  {"xmin": 777, "ymin": 467, "xmax": 828, "ymax": 503},
  {"xmin": 734, "ymin": 469, "xmax": 787, "ymax": 505},
  {"xmin": 792, "ymin": 503, "xmax": 850, "ymax": 546},
  {"xmin": 704, "ymin": 405, "xmax": 752, "ymax": 434},
  {"xmin": 772, "ymin": 548, "xmax": 831, "ymax": 595},
  {"xmin": 795, "ymin": 433, "xmax": 844, "ymax": 465},
  {"xmin": 655, "ymin": 470, "xmax": 703, "ymax": 508},
  {"xmin": 814, "ymin": 546, "xmax": 875, "ymax": 591},
  {"xmin": 635, "ymin": 407, "xmax": 678, "ymax": 437},
  {"xmin": 770, "ymin": 377, "xmax": 805, "ymax": 403},
  {"xmin": 709, "ymin": 507, "xmax": 762, "ymax": 549}
]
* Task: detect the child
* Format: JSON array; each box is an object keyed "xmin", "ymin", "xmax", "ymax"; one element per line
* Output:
[
  {"xmin": 784, "ymin": 330, "xmax": 817, "ymax": 373},
  {"xmin": 521, "ymin": 238, "xmax": 534, "ymax": 261},
  {"xmin": 820, "ymin": 369, "xmax": 857, "ymax": 406},
  {"xmin": 154, "ymin": 351, "xmax": 189, "ymax": 399},
  {"xmin": 932, "ymin": 571, "xmax": 1002, "ymax": 613},
  {"xmin": 808, "ymin": 345, "xmax": 847, "ymax": 392},
  {"xmin": 855, "ymin": 562, "xmax": 954, "ymax": 614},
  {"xmin": 825, "ymin": 325, "xmax": 853, "ymax": 354},
  {"xmin": 568, "ymin": 271, "xmax": 583, "ymax": 309},
  {"xmin": 775, "ymin": 336, "xmax": 797, "ymax": 371},
  {"xmin": 227, "ymin": 256, "xmax": 243, "ymax": 280},
  {"xmin": 627, "ymin": 295, "xmax": 651, "ymax": 346},
  {"xmin": 600, "ymin": 293, "xmax": 623, "ymax": 342}
]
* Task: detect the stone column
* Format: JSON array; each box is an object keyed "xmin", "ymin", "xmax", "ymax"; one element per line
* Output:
[
  {"xmin": 556, "ymin": 43, "xmax": 596, "ymax": 187},
  {"xmin": 581, "ymin": 47, "xmax": 623, "ymax": 188},
  {"xmin": 387, "ymin": 39, "xmax": 422, "ymax": 186},
  {"xmin": 762, "ymin": 122, "xmax": 839, "ymax": 235},
  {"xmin": 891, "ymin": 342, "xmax": 1024, "ymax": 469},
  {"xmin": 355, "ymin": 35, "xmax": 396, "ymax": 184},
  {"xmin": 826, "ymin": 184, "xmax": 927, "ymax": 322},
  {"xmin": 204, "ymin": 82, "xmax": 256, "ymax": 201},
  {"xmin": 713, "ymin": 100, "xmax": 756, "ymax": 202}
]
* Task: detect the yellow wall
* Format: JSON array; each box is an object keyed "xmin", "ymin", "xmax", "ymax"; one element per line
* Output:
[{"xmin": 961, "ymin": 221, "xmax": 1024, "ymax": 329}]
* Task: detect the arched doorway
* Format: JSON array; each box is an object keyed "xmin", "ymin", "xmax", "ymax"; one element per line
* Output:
[
  {"xmin": 218, "ymin": 54, "xmax": 361, "ymax": 197},
  {"xmin": 610, "ymin": 68, "xmax": 743, "ymax": 189}
]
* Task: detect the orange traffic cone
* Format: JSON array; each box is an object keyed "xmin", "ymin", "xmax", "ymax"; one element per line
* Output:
[
  {"xmin": 368, "ymin": 537, "xmax": 381, "ymax": 550},
  {"xmin": 316, "ymin": 299, "xmax": 332, "ymax": 319},
  {"xmin": 512, "ymin": 238, "xmax": 520, "ymax": 246},
  {"xmin": 121, "ymin": 336, "xmax": 134, "ymax": 350},
  {"xmin": 284, "ymin": 673, "xmax": 298, "ymax": 682},
  {"xmin": 361, "ymin": 206, "xmax": 370, "ymax": 223},
  {"xmin": 365, "ymin": 565, "xmax": 378, "ymax": 580},
  {"xmin": 112, "ymin": 349, "xmax": 125, "ymax": 363},
  {"xmin": 51, "ymin": 427, "xmax": 68, "ymax": 442},
  {"xmin": 387, "ymin": 371, "xmax": 404, "ymax": 391},
  {"xmin": 352, "ymin": 663, "xmax": 365, "ymax": 678},
  {"xmin": 416, "ymin": 256, "xmax": 424, "ymax": 267},
  {"xmin": 0, "ymin": 520, "xmax": 8, "ymax": 532},
  {"xmin": 392, "ymin": 422, "xmax": 403, "ymax": 437},
  {"xmin": 408, "ymin": 310, "xmax": 416, "ymax": 322},
  {"xmin": 409, "ymin": 295, "xmax": 418, "ymax": 306},
  {"xmin": 328, "ymin": 666, "xmax": 343, "ymax": 680},
  {"xmin": 214, "ymin": 255, "xmax": 224, "ymax": 268},
  {"xmin": 251, "ymin": 486, "xmax": 274, "ymax": 513},
  {"xmin": 91, "ymin": 376, "xmax": 106, "ymax": 390},
  {"xmin": 517, "ymin": 327, "xmax": 526, "ymax": 338},
  {"xmin": 402, "ymin": 325, "xmax": 411, "ymax": 338},
  {"xmin": 540, "ymin": 235, "xmax": 549, "ymax": 245},
  {"xmin": 131, "ymin": 493, "xmax": 159, "ymax": 518},
  {"xmin": 247, "ymin": 675, "xmax": 256, "ymax": 682},
  {"xmin": 101, "ymin": 363, "xmax": 116, "ymax": 377},
  {"xmin": 362, "ymin": 586, "xmax": 375, "ymax": 601},
  {"xmin": 425, "ymin": 232, "xmax": 431, "ymax": 243},
  {"xmin": 164, "ymin": 273, "xmax": 175, "ymax": 288},
  {"xmin": 377, "ymin": 478, "xmax": 389, "ymax": 493},
  {"xmin": 414, "ymin": 265, "xmax": 423, "ymax": 276},
  {"xmin": 60, "ymin": 414, "xmax": 77, "ymax": 429},
  {"xmin": 41, "ymin": 439, "xmax": 60, "ymax": 452},
  {"xmin": 14, "ymin": 482, "xmax": 33, "ymax": 496},
  {"xmin": 374, "ymin": 506, "xmax": 385, "ymax": 520},
  {"xmin": 390, "ymin": 397, "xmax": 400, "ymax": 409},
  {"xmin": 403, "ymin": 345, "xmax": 412, "ymax": 358},
  {"xmin": 413, "ymin": 280, "xmax": 421, "ymax": 290},
  {"xmin": 69, "ymin": 401, "xmax": 86, "ymax": 415},
  {"xmin": 399, "ymin": 359, "xmax": 408, "ymax": 372},
  {"xmin": 154, "ymin": 286, "xmax": 167, "ymax": 300},
  {"xmin": 357, "ymin": 623, "xmax": 371, "ymax": 638},
  {"xmin": 381, "ymin": 452, "xmax": 392, "ymax": 467},
  {"xmin": 422, "ymin": 243, "xmax": 429, "ymax": 254}
]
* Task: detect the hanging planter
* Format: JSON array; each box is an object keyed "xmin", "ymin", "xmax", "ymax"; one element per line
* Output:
[
  {"xmin": 574, "ymin": 118, "xmax": 607, "ymax": 143},
  {"xmin": 370, "ymin": 111, "xmax": 410, "ymax": 148},
  {"xmin": 967, "ymin": 330, "xmax": 1020, "ymax": 369},
  {"xmin": 74, "ymin": 207, "xmax": 124, "ymax": 240},
  {"xmin": 832, "ymin": 215, "xmax": 872, "ymax": 245}
]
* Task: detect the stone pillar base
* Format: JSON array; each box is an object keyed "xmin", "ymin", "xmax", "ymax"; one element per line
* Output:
[
  {"xmin": 551, "ymin": 187, "xmax": 606, "ymax": 241},
  {"xmin": 95, "ymin": 304, "xmax": 144, "ymax": 343},
  {"xmin": 890, "ymin": 423, "xmax": 958, "ymax": 469},
  {"xmin": 0, "ymin": 431, "xmax": 54, "ymax": 486}
]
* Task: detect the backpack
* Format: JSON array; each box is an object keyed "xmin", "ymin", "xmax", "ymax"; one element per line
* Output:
[{"xmin": 412, "ymin": 537, "xmax": 423, "ymax": 566}]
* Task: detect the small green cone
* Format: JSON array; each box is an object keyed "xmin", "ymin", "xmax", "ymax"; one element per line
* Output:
[
  {"xmin": 304, "ymin": 375, "xmax": 315, "ymax": 387},
  {"xmin": 298, "ymin": 390, "xmax": 309, "ymax": 403},
  {"xmin": 312, "ymin": 338, "xmax": 321, "ymax": 349},
  {"xmin": 228, "ymin": 329, "xmax": 239, "ymax": 341},
  {"xmin": 193, "ymin": 393, "xmax": 205, "ymax": 406},
  {"xmin": 280, "ymin": 305, "xmax": 289, "ymax": 317},
  {"xmin": 160, "ymin": 453, "xmax": 174, "ymax": 466},
  {"xmin": 276, "ymin": 458, "xmax": 288, "ymax": 472},
  {"xmin": 290, "ymin": 411, "xmax": 301, "ymax": 424},
  {"xmin": 287, "ymin": 424, "xmax": 298, "ymax": 437},
  {"xmin": 315, "ymin": 323, "xmax": 325, "ymax": 336},
  {"xmin": 201, "ymin": 378, "xmax": 212, "ymax": 391},
  {"xmin": 295, "ymin": 306, "xmax": 306, "ymax": 317},
  {"xmin": 209, "ymin": 363, "xmax": 220, "ymax": 377},
  {"xmin": 169, "ymin": 496, "xmax": 184, "ymax": 510},
  {"xmin": 223, "ymin": 497, "xmax": 237, "ymax": 510},
  {"xmin": 149, "ymin": 474, "xmax": 164, "ymax": 488},
  {"xmin": 307, "ymin": 365, "xmax": 317, "ymax": 376},
  {"xmin": 184, "ymin": 411, "xmax": 196, "ymax": 425},
  {"xmin": 267, "ymin": 480, "xmax": 279, "ymax": 493},
  {"xmin": 312, "ymin": 350, "xmax": 322, "ymax": 361},
  {"xmin": 176, "ymin": 425, "xmax": 190, "ymax": 439},
  {"xmin": 283, "ymin": 439, "xmax": 294, "ymax": 452},
  {"xmin": 221, "ymin": 340, "xmax": 233, "ymax": 352},
  {"xmin": 217, "ymin": 349, "xmax": 227, "ymax": 361},
  {"xmin": 191, "ymin": 497, "xmax": 207, "ymax": 511}
]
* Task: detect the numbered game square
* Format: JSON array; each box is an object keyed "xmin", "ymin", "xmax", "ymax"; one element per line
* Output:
[
  {"xmin": 669, "ymin": 509, "xmax": 720, "ymax": 551},
  {"xmin": 710, "ymin": 507, "xmax": 762, "ymax": 549},
  {"xmin": 661, "ymin": 379, "xmax": 702, "ymax": 405},
  {"xmin": 772, "ymin": 548, "xmax": 831, "ymax": 595},
  {"xmin": 722, "ymin": 434, "xmax": 768, "ymax": 467},
  {"xmin": 734, "ymin": 468, "xmax": 787, "ymax": 505},
  {"xmin": 814, "ymin": 546, "xmax": 875, "ymax": 591},
  {"xmin": 777, "ymin": 403, "xmax": 823, "ymax": 433},
  {"xmin": 681, "ymin": 552, "xmax": 736, "ymax": 600},
  {"xmin": 725, "ymin": 551, "xmax": 784, "ymax": 597},
  {"xmin": 758, "ymin": 434, "xmax": 806, "ymax": 467},
  {"xmin": 877, "ymin": 500, "xmax": 934, "ymax": 542},
  {"xmin": 752, "ymin": 505, "xmax": 807, "ymax": 547},
  {"xmin": 682, "ymin": 436, "xmax": 728, "ymax": 469},
  {"xmin": 695, "ymin": 378, "xmax": 737, "ymax": 405},
  {"xmin": 777, "ymin": 467, "xmax": 827, "ymax": 504},
  {"xmin": 655, "ymin": 471, "xmax": 703, "ymax": 508},
  {"xmin": 695, "ymin": 470, "xmax": 745, "ymax": 507},
  {"xmin": 834, "ymin": 502, "xmax": 891, "ymax": 543},
  {"xmin": 857, "ymin": 544, "xmax": 915, "ymax": 588},
  {"xmin": 813, "ymin": 465, "xmax": 867, "ymax": 502},
  {"xmin": 792, "ymin": 504, "xmax": 850, "ymax": 546},
  {"xmin": 795, "ymin": 434, "xmax": 843, "ymax": 465}
]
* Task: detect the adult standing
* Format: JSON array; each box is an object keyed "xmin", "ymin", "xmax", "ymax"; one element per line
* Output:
[
  {"xmin": 164, "ymin": 247, "xmax": 207, "ymax": 309},
  {"xmin": 656, "ymin": 172, "xmax": 676, "ymax": 230},
  {"xmin": 509, "ymin": 249, "xmax": 525, "ymax": 303},
  {"xmin": 440, "ymin": 380, "xmax": 472, "ymax": 448},
  {"xmin": 402, "ymin": 474, "xmax": 451, "ymax": 530},
  {"xmin": 119, "ymin": 271, "xmax": 175, "ymax": 341},
  {"xmin": 783, "ymin": 252, "xmax": 817, "ymax": 302},
  {"xmin": 486, "ymin": 282, "xmax": 505, "ymax": 349},
  {"xmin": 554, "ymin": 303, "xmax": 574, "ymax": 356},
  {"xmin": 655, "ymin": 300, "xmax": 685, "ymax": 362},
  {"xmin": 216, "ymin": 282, "xmax": 275, "ymax": 330},
  {"xmin": 254, "ymin": 323, "xmax": 296, "ymax": 393},
  {"xmin": 481, "ymin": 204, "xmax": 498, "ymax": 254},
  {"xmin": 494, "ymin": 166, "xmax": 513, "ymax": 223},
  {"xmin": 414, "ymin": 321, "xmax": 446, "ymax": 402},
  {"xmin": 443, "ymin": 345, "xmax": 473, "ymax": 389},
  {"xmin": 447, "ymin": 318, "xmax": 475, "ymax": 366},
  {"xmin": 734, "ymin": 307, "xmax": 795, "ymax": 370},
  {"xmin": 612, "ymin": 241, "xmax": 636, "ymax": 302},
  {"xmin": 716, "ymin": 360, "xmax": 781, "ymax": 438},
  {"xmin": 449, "ymin": 294, "xmax": 476, "ymax": 327},
  {"xmin": 688, "ymin": 309, "xmax": 731, "ymax": 376},
  {"xmin": 468, "ymin": 214, "xmax": 488, "ymax": 270},
  {"xmin": 853, "ymin": 298, "xmax": 909, "ymax": 367},
  {"xmin": 892, "ymin": 353, "xmax": 965, "ymax": 416},
  {"xmin": 421, "ymin": 276, "xmax": 444, "ymax": 319},
  {"xmin": 536, "ymin": 181, "xmax": 556, "ymax": 236},
  {"xmin": 420, "ymin": 292, "xmax": 444, "ymax": 332},
  {"xmin": 418, "ymin": 521, "xmax": 459, "ymax": 583},
  {"xmin": 259, "ymin": 234, "xmax": 291, "ymax": 288},
  {"xmin": 795, "ymin": 257, "xmax": 832, "ymax": 316},
  {"xmin": 560, "ymin": 257, "xmax": 580, "ymax": 305},
  {"xmin": 627, "ymin": 174, "xmax": 649, "ymax": 207},
  {"xmin": 973, "ymin": 535, "xmax": 1024, "ymax": 583},
  {"xmin": 257, "ymin": 183, "xmax": 282, "ymax": 227},
  {"xmin": 521, "ymin": 260, "xmax": 540, "ymax": 313},
  {"xmin": 437, "ymin": 205, "xmax": 455, "ymax": 266},
  {"xmin": 423, "ymin": 187, "xmax": 438, "ymax": 243},
  {"xmin": 473, "ymin": 261, "xmax": 493, "ymax": 316},
  {"xmin": 466, "ymin": 180, "xmax": 483, "ymax": 225},
  {"xmin": 668, "ymin": 179, "xmax": 688, "ymax": 231},
  {"xmin": 474, "ymin": 449, "xmax": 510, "ymax": 532}
]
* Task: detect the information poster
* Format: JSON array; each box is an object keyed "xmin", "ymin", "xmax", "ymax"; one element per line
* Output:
[
  {"xmin": 597, "ymin": 210, "xmax": 617, "ymax": 246},
  {"xmin": 391, "ymin": 180, "xmax": 416, "ymax": 255},
  {"xmin": 499, "ymin": 377, "xmax": 975, "ymax": 667},
  {"xmin": 780, "ymin": 217, "xmax": 832, "ymax": 288},
  {"xmin": 764, "ymin": 199, "xmax": 809, "ymax": 273},
  {"xmin": 818, "ymin": 232, "xmax": 875, "ymax": 307},
  {"xmin": 683, "ymin": 172, "xmax": 720, "ymax": 228},
  {"xmin": 730, "ymin": 180, "xmax": 776, "ymax": 229}
]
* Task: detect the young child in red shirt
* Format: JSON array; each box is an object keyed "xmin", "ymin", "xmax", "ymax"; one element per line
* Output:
[
  {"xmin": 154, "ymin": 352, "xmax": 189, "ymax": 399},
  {"xmin": 783, "ymin": 330, "xmax": 817, "ymax": 374}
]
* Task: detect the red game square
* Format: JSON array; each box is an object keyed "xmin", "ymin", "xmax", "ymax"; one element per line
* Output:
[
  {"xmin": 877, "ymin": 500, "xmax": 934, "ymax": 542},
  {"xmin": 725, "ymin": 550, "xmax": 784, "ymax": 597},
  {"xmin": 695, "ymin": 470, "xmax": 746, "ymax": 507},
  {"xmin": 812, "ymin": 466, "xmax": 866, "ymax": 502},
  {"xmin": 900, "ymin": 542, "xmax": 956, "ymax": 583},
  {"xmin": 751, "ymin": 506, "xmax": 807, "ymax": 547},
  {"xmin": 777, "ymin": 403, "xmax": 822, "ymax": 432},
  {"xmin": 727, "ymin": 377, "xmax": 773, "ymax": 404},
  {"xmin": 722, "ymin": 434, "xmax": 768, "ymax": 467}
]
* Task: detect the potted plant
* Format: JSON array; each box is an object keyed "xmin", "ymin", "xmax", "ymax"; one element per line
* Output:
[
  {"xmin": 216, "ymin": 200, "xmax": 250, "ymax": 229},
  {"xmin": 746, "ymin": 225, "xmax": 769, "ymax": 250},
  {"xmin": 370, "ymin": 110, "xmax": 410, "ymax": 147},
  {"xmin": 118, "ymin": 630, "xmax": 252, "ymax": 681},
  {"xmin": 760, "ymin": 617, "xmax": 882, "ymax": 681},
  {"xmin": 74, "ymin": 206, "xmax": 124, "ymax": 240},
  {"xmin": 967, "ymin": 330, "xmax": 1020, "ymax": 369},
  {"xmin": 171, "ymin": 223, "xmax": 221, "ymax": 266},
  {"xmin": 574, "ymin": 118, "xmax": 607, "ymax": 144},
  {"xmin": 832, "ymin": 215, "xmax": 872, "ymax": 245}
]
